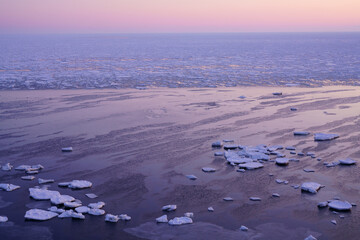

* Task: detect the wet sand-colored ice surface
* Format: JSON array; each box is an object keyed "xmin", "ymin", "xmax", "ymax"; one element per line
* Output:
[{"xmin": 1, "ymin": 86, "xmax": 360, "ymax": 240}]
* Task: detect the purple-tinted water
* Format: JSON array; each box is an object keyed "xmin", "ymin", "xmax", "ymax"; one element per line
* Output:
[{"xmin": 0, "ymin": 33, "xmax": 359, "ymax": 90}]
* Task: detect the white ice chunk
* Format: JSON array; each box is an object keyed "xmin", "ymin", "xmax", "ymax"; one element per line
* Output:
[
  {"xmin": 48, "ymin": 206, "xmax": 65, "ymax": 214},
  {"xmin": 156, "ymin": 215, "xmax": 168, "ymax": 223},
  {"xmin": 214, "ymin": 152, "xmax": 224, "ymax": 156},
  {"xmin": 184, "ymin": 212, "xmax": 194, "ymax": 218},
  {"xmin": 223, "ymin": 197, "xmax": 233, "ymax": 201},
  {"xmin": 331, "ymin": 219, "xmax": 337, "ymax": 225},
  {"xmin": 301, "ymin": 182, "xmax": 321, "ymax": 194},
  {"xmin": 223, "ymin": 144, "xmax": 238, "ymax": 150},
  {"xmin": 314, "ymin": 133, "xmax": 339, "ymax": 141},
  {"xmin": 119, "ymin": 214, "xmax": 131, "ymax": 221},
  {"xmin": 328, "ymin": 200, "xmax": 352, "ymax": 211},
  {"xmin": 61, "ymin": 147, "xmax": 73, "ymax": 152},
  {"xmin": 249, "ymin": 197, "xmax": 261, "ymax": 201},
  {"xmin": 29, "ymin": 188, "xmax": 60, "ymax": 200},
  {"xmin": 240, "ymin": 225, "xmax": 248, "ymax": 231},
  {"xmin": 238, "ymin": 162, "xmax": 264, "ymax": 170},
  {"xmin": 1, "ymin": 163, "xmax": 13, "ymax": 171},
  {"xmin": 272, "ymin": 193, "xmax": 280, "ymax": 197},
  {"xmin": 68, "ymin": 180, "xmax": 92, "ymax": 189},
  {"xmin": 303, "ymin": 168, "xmax": 315, "ymax": 173},
  {"xmin": 0, "ymin": 183, "xmax": 20, "ymax": 192},
  {"xmin": 162, "ymin": 205, "xmax": 177, "ymax": 212},
  {"xmin": 168, "ymin": 217, "xmax": 193, "ymax": 226},
  {"xmin": 25, "ymin": 209, "xmax": 58, "ymax": 221},
  {"xmin": 105, "ymin": 214, "xmax": 119, "ymax": 222},
  {"xmin": 21, "ymin": 176, "xmax": 35, "ymax": 181},
  {"xmin": 339, "ymin": 158, "xmax": 356, "ymax": 165},
  {"xmin": 186, "ymin": 175, "xmax": 197, "ymax": 180},
  {"xmin": 275, "ymin": 158, "xmax": 289, "ymax": 166},
  {"xmin": 58, "ymin": 210, "xmax": 85, "ymax": 219},
  {"xmin": 294, "ymin": 131, "xmax": 310, "ymax": 136},
  {"xmin": 75, "ymin": 206, "xmax": 90, "ymax": 214},
  {"xmin": 0, "ymin": 216, "xmax": 8, "ymax": 222},
  {"xmin": 58, "ymin": 182, "xmax": 71, "ymax": 187},
  {"xmin": 88, "ymin": 208, "xmax": 105, "ymax": 216},
  {"xmin": 208, "ymin": 207, "xmax": 214, "ymax": 212},
  {"xmin": 317, "ymin": 202, "xmax": 328, "ymax": 208},
  {"xmin": 15, "ymin": 165, "xmax": 31, "ymax": 171},
  {"xmin": 304, "ymin": 235, "xmax": 317, "ymax": 240},
  {"xmin": 64, "ymin": 201, "xmax": 82, "ymax": 208},
  {"xmin": 202, "ymin": 167, "xmax": 216, "ymax": 172},
  {"xmin": 85, "ymin": 193, "xmax": 98, "ymax": 199},
  {"xmin": 50, "ymin": 195, "xmax": 75, "ymax": 205},
  {"xmin": 88, "ymin": 201, "xmax": 105, "ymax": 209},
  {"xmin": 26, "ymin": 170, "xmax": 39, "ymax": 174},
  {"xmin": 38, "ymin": 178, "xmax": 55, "ymax": 184}
]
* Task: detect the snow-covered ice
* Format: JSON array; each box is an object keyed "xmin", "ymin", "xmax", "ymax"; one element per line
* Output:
[
  {"xmin": 85, "ymin": 193, "xmax": 98, "ymax": 199},
  {"xmin": 275, "ymin": 158, "xmax": 289, "ymax": 166},
  {"xmin": 1, "ymin": 163, "xmax": 12, "ymax": 171},
  {"xmin": 75, "ymin": 206, "xmax": 90, "ymax": 214},
  {"xmin": 50, "ymin": 195, "xmax": 75, "ymax": 205},
  {"xmin": 317, "ymin": 202, "xmax": 328, "ymax": 208},
  {"xmin": 238, "ymin": 162, "xmax": 264, "ymax": 170},
  {"xmin": 88, "ymin": 208, "xmax": 106, "ymax": 216},
  {"xmin": 304, "ymin": 235, "xmax": 317, "ymax": 240},
  {"xmin": 61, "ymin": 147, "xmax": 73, "ymax": 152},
  {"xmin": 0, "ymin": 216, "xmax": 8, "ymax": 222},
  {"xmin": 64, "ymin": 201, "xmax": 82, "ymax": 208},
  {"xmin": 184, "ymin": 212, "xmax": 194, "ymax": 218},
  {"xmin": 202, "ymin": 167, "xmax": 216, "ymax": 172},
  {"xmin": 223, "ymin": 197, "xmax": 233, "ymax": 201},
  {"xmin": 25, "ymin": 209, "xmax": 58, "ymax": 221},
  {"xmin": 58, "ymin": 210, "xmax": 85, "ymax": 219},
  {"xmin": 38, "ymin": 178, "xmax": 55, "ymax": 184},
  {"xmin": 156, "ymin": 215, "xmax": 168, "ymax": 223},
  {"xmin": 301, "ymin": 182, "xmax": 321, "ymax": 194},
  {"xmin": 68, "ymin": 180, "xmax": 92, "ymax": 189},
  {"xmin": 21, "ymin": 176, "xmax": 35, "ymax": 181},
  {"xmin": 119, "ymin": 214, "xmax": 131, "ymax": 221},
  {"xmin": 48, "ymin": 206, "xmax": 65, "ymax": 214},
  {"xmin": 249, "ymin": 197, "xmax": 261, "ymax": 201},
  {"xmin": 272, "ymin": 193, "xmax": 280, "ymax": 197},
  {"xmin": 186, "ymin": 175, "xmax": 197, "ymax": 180},
  {"xmin": 29, "ymin": 188, "xmax": 60, "ymax": 200},
  {"xmin": 168, "ymin": 217, "xmax": 193, "ymax": 226},
  {"xmin": 88, "ymin": 201, "xmax": 105, "ymax": 209},
  {"xmin": 208, "ymin": 207, "xmax": 214, "ymax": 212},
  {"xmin": 240, "ymin": 225, "xmax": 248, "ymax": 231},
  {"xmin": 162, "ymin": 205, "xmax": 177, "ymax": 212},
  {"xmin": 0, "ymin": 183, "xmax": 20, "ymax": 192},
  {"xmin": 339, "ymin": 158, "xmax": 356, "ymax": 165},
  {"xmin": 105, "ymin": 214, "xmax": 119, "ymax": 222}
]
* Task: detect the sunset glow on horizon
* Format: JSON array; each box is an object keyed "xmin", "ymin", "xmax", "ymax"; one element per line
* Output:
[{"xmin": 0, "ymin": 0, "xmax": 359, "ymax": 33}]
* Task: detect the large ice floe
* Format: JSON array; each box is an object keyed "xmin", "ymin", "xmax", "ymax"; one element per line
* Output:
[
  {"xmin": 0, "ymin": 183, "xmax": 20, "ymax": 192},
  {"xmin": 301, "ymin": 182, "xmax": 321, "ymax": 194},
  {"xmin": 25, "ymin": 209, "xmax": 58, "ymax": 221},
  {"xmin": 29, "ymin": 188, "xmax": 60, "ymax": 200},
  {"xmin": 314, "ymin": 133, "xmax": 339, "ymax": 141}
]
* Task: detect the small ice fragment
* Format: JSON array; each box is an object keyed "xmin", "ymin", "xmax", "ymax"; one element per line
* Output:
[
  {"xmin": 223, "ymin": 144, "xmax": 238, "ymax": 150},
  {"xmin": 298, "ymin": 152, "xmax": 305, "ymax": 156},
  {"xmin": 223, "ymin": 197, "xmax": 233, "ymax": 201},
  {"xmin": 15, "ymin": 165, "xmax": 31, "ymax": 171},
  {"xmin": 269, "ymin": 173, "xmax": 274, "ymax": 176},
  {"xmin": 156, "ymin": 215, "xmax": 168, "ymax": 223},
  {"xmin": 162, "ymin": 205, "xmax": 177, "ymax": 212},
  {"xmin": 328, "ymin": 200, "xmax": 352, "ymax": 211},
  {"xmin": 286, "ymin": 146, "xmax": 296, "ymax": 150},
  {"xmin": 275, "ymin": 158, "xmax": 289, "ymax": 166},
  {"xmin": 292, "ymin": 185, "xmax": 300, "ymax": 189},
  {"xmin": 314, "ymin": 133, "xmax": 339, "ymax": 141},
  {"xmin": 339, "ymin": 158, "xmax": 356, "ymax": 165},
  {"xmin": 331, "ymin": 220, "xmax": 337, "ymax": 225},
  {"xmin": 238, "ymin": 162, "xmax": 264, "ymax": 170},
  {"xmin": 88, "ymin": 208, "xmax": 105, "ymax": 216},
  {"xmin": 290, "ymin": 107, "xmax": 297, "ymax": 111},
  {"xmin": 64, "ymin": 201, "xmax": 82, "ymax": 208},
  {"xmin": 202, "ymin": 167, "xmax": 216, "ymax": 172},
  {"xmin": 75, "ymin": 206, "xmax": 90, "ymax": 214},
  {"xmin": 237, "ymin": 169, "xmax": 245, "ymax": 172},
  {"xmin": 85, "ymin": 193, "xmax": 98, "ymax": 199},
  {"xmin": 307, "ymin": 152, "xmax": 315, "ymax": 156},
  {"xmin": 58, "ymin": 210, "xmax": 85, "ymax": 219},
  {"xmin": 276, "ymin": 179, "xmax": 285, "ymax": 184},
  {"xmin": 68, "ymin": 180, "xmax": 92, "ymax": 189},
  {"xmin": 0, "ymin": 216, "xmax": 8, "ymax": 222},
  {"xmin": 284, "ymin": 181, "xmax": 289, "ymax": 184},
  {"xmin": 105, "ymin": 214, "xmax": 119, "ymax": 223},
  {"xmin": 50, "ymin": 195, "xmax": 75, "ymax": 205},
  {"xmin": 289, "ymin": 158, "xmax": 299, "ymax": 162},
  {"xmin": 272, "ymin": 193, "xmax": 280, "ymax": 197},
  {"xmin": 339, "ymin": 215, "xmax": 345, "ymax": 219},
  {"xmin": 214, "ymin": 152, "xmax": 224, "ymax": 156},
  {"xmin": 301, "ymin": 182, "xmax": 321, "ymax": 194},
  {"xmin": 0, "ymin": 183, "xmax": 20, "ymax": 192},
  {"xmin": 304, "ymin": 235, "xmax": 317, "ymax": 240},
  {"xmin": 294, "ymin": 131, "xmax": 310, "ymax": 136},
  {"xmin": 223, "ymin": 139, "xmax": 234, "ymax": 143},
  {"xmin": 325, "ymin": 162, "xmax": 340, "ymax": 167},
  {"xmin": 303, "ymin": 168, "xmax": 315, "ymax": 173},
  {"xmin": 88, "ymin": 202, "xmax": 105, "ymax": 209},
  {"xmin": 249, "ymin": 197, "xmax": 261, "ymax": 201},
  {"xmin": 25, "ymin": 209, "xmax": 58, "ymax": 221},
  {"xmin": 317, "ymin": 202, "xmax": 328, "ymax": 208},
  {"xmin": 1, "ymin": 163, "xmax": 13, "ymax": 171},
  {"xmin": 21, "ymin": 176, "xmax": 35, "ymax": 181},
  {"xmin": 48, "ymin": 206, "xmax": 65, "ymax": 214},
  {"xmin": 240, "ymin": 225, "xmax": 248, "ymax": 231},
  {"xmin": 119, "ymin": 214, "xmax": 131, "ymax": 221},
  {"xmin": 211, "ymin": 141, "xmax": 223, "ymax": 148},
  {"xmin": 26, "ymin": 170, "xmax": 39, "ymax": 174},
  {"xmin": 62, "ymin": 147, "xmax": 73, "ymax": 152},
  {"xmin": 272, "ymin": 92, "xmax": 282, "ymax": 96},
  {"xmin": 168, "ymin": 217, "xmax": 193, "ymax": 226},
  {"xmin": 184, "ymin": 212, "xmax": 194, "ymax": 218},
  {"xmin": 208, "ymin": 207, "xmax": 214, "ymax": 212},
  {"xmin": 31, "ymin": 164, "xmax": 44, "ymax": 170},
  {"xmin": 186, "ymin": 175, "xmax": 197, "ymax": 180},
  {"xmin": 58, "ymin": 182, "xmax": 71, "ymax": 187},
  {"xmin": 38, "ymin": 178, "xmax": 55, "ymax": 184}
]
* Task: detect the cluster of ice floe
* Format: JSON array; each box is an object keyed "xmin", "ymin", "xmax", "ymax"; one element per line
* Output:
[{"xmin": 155, "ymin": 205, "xmax": 193, "ymax": 226}]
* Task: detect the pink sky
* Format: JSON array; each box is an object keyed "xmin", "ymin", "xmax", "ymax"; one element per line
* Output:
[{"xmin": 0, "ymin": 0, "xmax": 359, "ymax": 33}]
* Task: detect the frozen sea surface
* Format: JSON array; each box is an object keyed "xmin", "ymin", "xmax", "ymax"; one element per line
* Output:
[{"xmin": 0, "ymin": 33, "xmax": 359, "ymax": 90}]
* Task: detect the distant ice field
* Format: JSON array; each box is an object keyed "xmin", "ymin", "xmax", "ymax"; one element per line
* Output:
[{"xmin": 0, "ymin": 33, "xmax": 359, "ymax": 90}]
